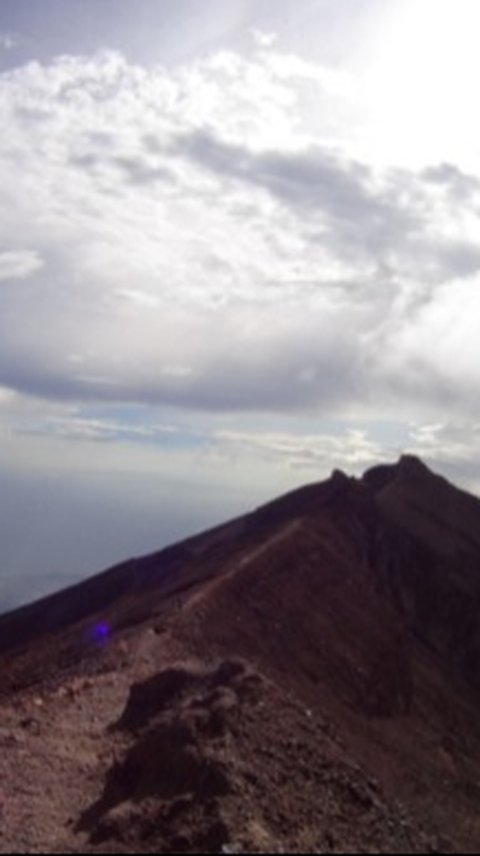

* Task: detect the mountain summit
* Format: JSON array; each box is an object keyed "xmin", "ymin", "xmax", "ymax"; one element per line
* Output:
[{"xmin": 1, "ymin": 457, "xmax": 480, "ymax": 853}]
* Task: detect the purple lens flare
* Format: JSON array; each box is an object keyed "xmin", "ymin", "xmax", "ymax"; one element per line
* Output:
[{"xmin": 93, "ymin": 620, "xmax": 111, "ymax": 642}]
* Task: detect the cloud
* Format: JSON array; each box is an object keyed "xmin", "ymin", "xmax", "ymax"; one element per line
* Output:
[
  {"xmin": 175, "ymin": 128, "xmax": 480, "ymax": 291},
  {"xmin": 422, "ymin": 162, "xmax": 480, "ymax": 200},
  {"xmin": 0, "ymin": 250, "xmax": 44, "ymax": 280},
  {"xmin": 401, "ymin": 420, "xmax": 480, "ymax": 495},
  {"xmin": 0, "ymin": 33, "xmax": 20, "ymax": 51},
  {"xmin": 0, "ymin": 385, "xmax": 16, "ymax": 402},
  {"xmin": 252, "ymin": 30, "xmax": 278, "ymax": 49},
  {"xmin": 0, "ymin": 46, "xmax": 479, "ymax": 429},
  {"xmin": 213, "ymin": 426, "xmax": 383, "ymax": 471},
  {"xmin": 173, "ymin": 128, "xmax": 415, "ymax": 270}
]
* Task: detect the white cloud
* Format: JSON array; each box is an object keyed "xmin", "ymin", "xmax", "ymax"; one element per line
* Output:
[
  {"xmin": 213, "ymin": 426, "xmax": 384, "ymax": 471},
  {"xmin": 0, "ymin": 250, "xmax": 43, "ymax": 280},
  {"xmin": 0, "ymin": 386, "xmax": 16, "ymax": 405},
  {"xmin": 251, "ymin": 30, "xmax": 278, "ymax": 49}
]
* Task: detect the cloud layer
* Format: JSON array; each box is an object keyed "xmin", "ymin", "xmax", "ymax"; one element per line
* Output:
[{"xmin": 0, "ymin": 45, "xmax": 479, "ymax": 432}]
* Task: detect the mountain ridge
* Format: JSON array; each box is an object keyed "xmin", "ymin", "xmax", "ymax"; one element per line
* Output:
[{"xmin": 1, "ymin": 456, "xmax": 480, "ymax": 852}]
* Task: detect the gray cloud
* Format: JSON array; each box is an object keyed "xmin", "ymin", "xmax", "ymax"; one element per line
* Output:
[
  {"xmin": 434, "ymin": 241, "xmax": 480, "ymax": 279},
  {"xmin": 422, "ymin": 162, "xmax": 480, "ymax": 200},
  {"xmin": 0, "ymin": 249, "xmax": 44, "ymax": 280},
  {"xmin": 112, "ymin": 156, "xmax": 176, "ymax": 186},
  {"xmin": 175, "ymin": 129, "xmax": 480, "ymax": 289},
  {"xmin": 0, "ymin": 296, "xmax": 365, "ymax": 413},
  {"xmin": 175, "ymin": 130, "xmax": 410, "ymax": 252}
]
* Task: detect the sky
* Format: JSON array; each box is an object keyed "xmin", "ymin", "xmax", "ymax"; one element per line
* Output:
[{"xmin": 1, "ymin": 0, "xmax": 480, "ymax": 610}]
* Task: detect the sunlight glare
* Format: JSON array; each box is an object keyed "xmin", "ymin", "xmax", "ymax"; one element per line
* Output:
[{"xmin": 362, "ymin": 0, "xmax": 480, "ymax": 167}]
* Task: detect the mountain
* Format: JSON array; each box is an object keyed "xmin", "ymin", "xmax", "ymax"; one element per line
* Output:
[{"xmin": 1, "ymin": 456, "xmax": 480, "ymax": 852}]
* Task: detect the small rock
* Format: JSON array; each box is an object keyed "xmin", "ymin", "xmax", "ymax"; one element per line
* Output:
[
  {"xmin": 0, "ymin": 728, "xmax": 20, "ymax": 745},
  {"xmin": 55, "ymin": 687, "xmax": 68, "ymax": 699},
  {"xmin": 20, "ymin": 716, "xmax": 38, "ymax": 730},
  {"xmin": 325, "ymin": 830, "xmax": 336, "ymax": 850}
]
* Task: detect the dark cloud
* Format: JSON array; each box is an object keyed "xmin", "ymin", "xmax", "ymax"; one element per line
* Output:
[
  {"xmin": 112, "ymin": 155, "xmax": 175, "ymax": 186},
  {"xmin": 0, "ymin": 315, "xmax": 362, "ymax": 413},
  {"xmin": 422, "ymin": 162, "xmax": 480, "ymax": 200},
  {"xmin": 70, "ymin": 150, "xmax": 176, "ymax": 186},
  {"xmin": 14, "ymin": 105, "xmax": 52, "ymax": 123},
  {"xmin": 70, "ymin": 152, "xmax": 100, "ymax": 170},
  {"xmin": 175, "ymin": 129, "xmax": 412, "ymax": 258},
  {"xmin": 174, "ymin": 129, "xmax": 480, "ymax": 285},
  {"xmin": 435, "ymin": 241, "xmax": 480, "ymax": 279}
]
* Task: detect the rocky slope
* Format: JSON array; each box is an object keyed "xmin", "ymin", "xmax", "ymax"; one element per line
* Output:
[{"xmin": 1, "ymin": 456, "xmax": 480, "ymax": 852}]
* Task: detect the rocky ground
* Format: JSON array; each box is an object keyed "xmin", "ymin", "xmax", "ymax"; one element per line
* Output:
[{"xmin": 0, "ymin": 642, "xmax": 430, "ymax": 853}]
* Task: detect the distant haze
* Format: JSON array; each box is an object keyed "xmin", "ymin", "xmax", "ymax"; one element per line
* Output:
[{"xmin": 0, "ymin": 464, "xmax": 262, "ymax": 613}]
